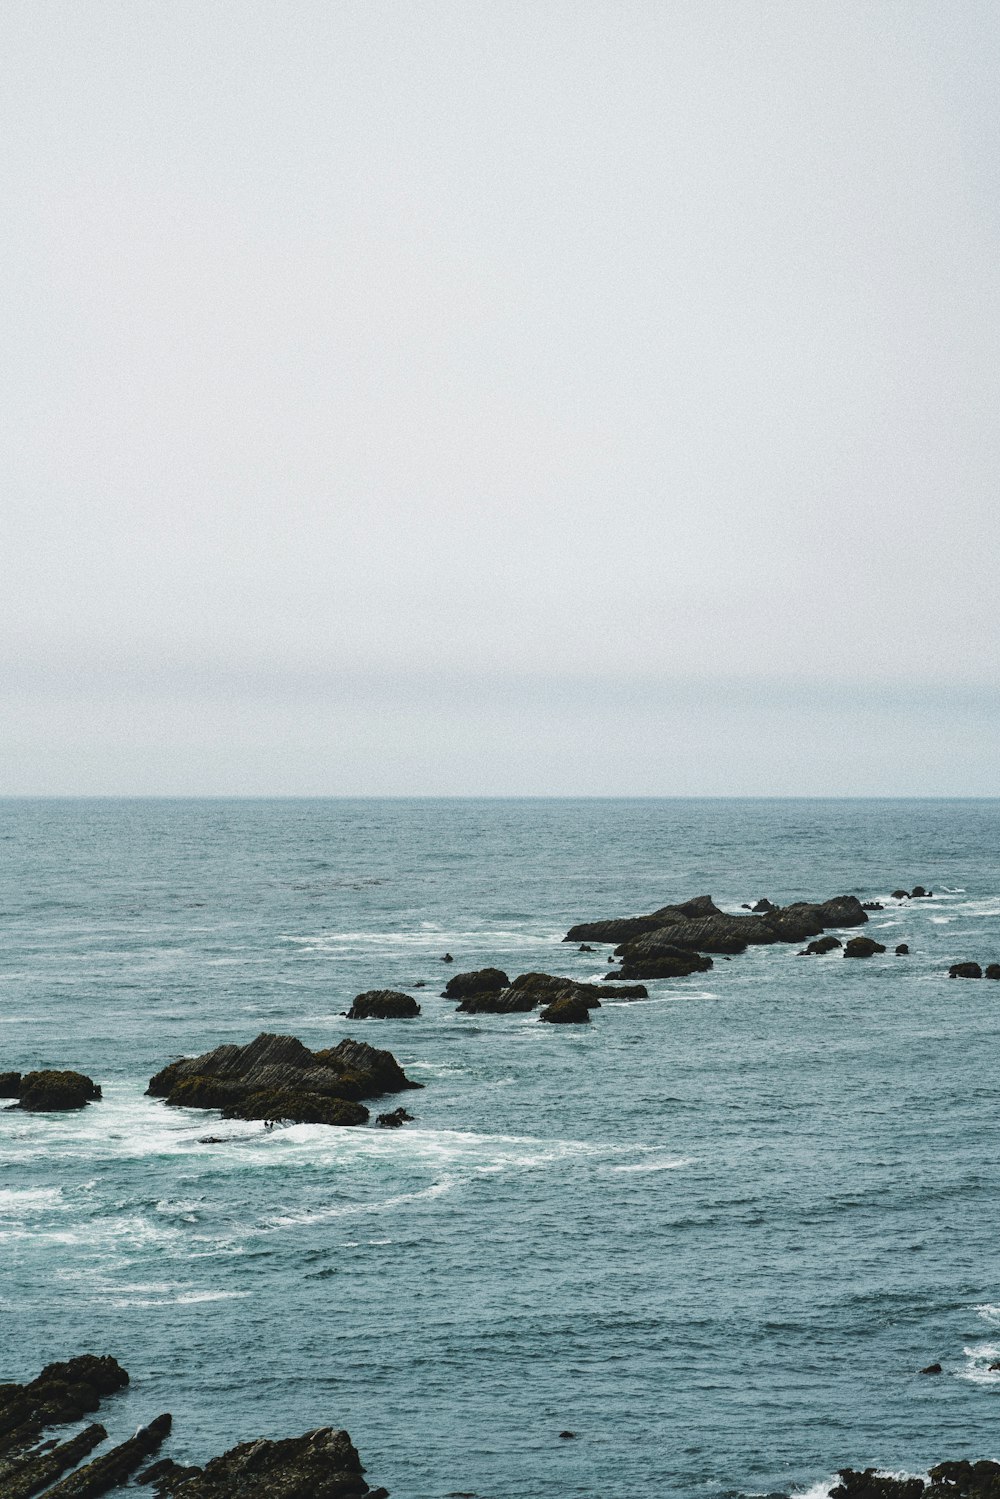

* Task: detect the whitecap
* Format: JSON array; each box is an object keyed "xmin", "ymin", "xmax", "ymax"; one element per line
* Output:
[
  {"xmin": 609, "ymin": 1156, "xmax": 694, "ymax": 1173},
  {"xmin": 976, "ymin": 1303, "xmax": 1000, "ymax": 1326}
]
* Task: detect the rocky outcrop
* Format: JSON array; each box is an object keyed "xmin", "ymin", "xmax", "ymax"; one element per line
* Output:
[
  {"xmin": 606, "ymin": 949, "xmax": 713, "ymax": 981},
  {"xmin": 986, "ymin": 965, "xmax": 1000, "ymax": 980},
  {"xmin": 0, "ymin": 1359, "xmax": 386, "ymax": 1499},
  {"xmin": 440, "ymin": 968, "xmax": 509, "ymax": 1000},
  {"xmin": 375, "ymin": 1107, "xmax": 414, "ymax": 1128},
  {"xmin": 345, "ymin": 991, "xmax": 420, "ymax": 1020},
  {"xmin": 147, "ymin": 1033, "xmax": 421, "ymax": 1127},
  {"xmin": 801, "ymin": 936, "xmax": 843, "ymax": 955},
  {"xmin": 830, "ymin": 1462, "xmax": 1000, "ymax": 1499},
  {"xmin": 895, "ymin": 944, "xmax": 909, "ymax": 955},
  {"xmin": 949, "ymin": 962, "xmax": 982, "ymax": 979},
  {"xmin": 891, "ymin": 890, "xmax": 911, "ymax": 900},
  {"xmin": 539, "ymin": 994, "xmax": 592, "ymax": 1024},
  {"xmin": 564, "ymin": 895, "xmax": 722, "ymax": 944},
  {"xmin": 454, "ymin": 972, "xmax": 648, "ymax": 1014},
  {"xmin": 844, "ymin": 937, "xmax": 887, "ymax": 958},
  {"xmin": 911, "ymin": 886, "xmax": 933, "ymax": 898},
  {"xmin": 0, "ymin": 1073, "xmax": 21, "ymax": 1097},
  {"xmin": 140, "ymin": 1426, "xmax": 387, "ymax": 1499},
  {"xmin": 11, "ymin": 1071, "xmax": 102, "ymax": 1111}
]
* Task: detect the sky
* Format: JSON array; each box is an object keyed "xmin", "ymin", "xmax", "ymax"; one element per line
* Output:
[{"xmin": 2, "ymin": 1, "xmax": 999, "ymax": 795}]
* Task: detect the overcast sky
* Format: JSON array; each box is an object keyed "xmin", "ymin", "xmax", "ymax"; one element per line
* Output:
[{"xmin": 2, "ymin": 1, "xmax": 998, "ymax": 794}]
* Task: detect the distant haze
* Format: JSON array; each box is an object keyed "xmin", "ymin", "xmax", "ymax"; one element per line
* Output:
[{"xmin": 3, "ymin": 2, "xmax": 998, "ymax": 794}]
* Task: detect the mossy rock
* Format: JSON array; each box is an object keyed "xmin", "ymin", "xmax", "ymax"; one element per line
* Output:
[
  {"xmin": 539, "ymin": 994, "xmax": 593, "ymax": 1024},
  {"xmin": 843, "ymin": 937, "xmax": 887, "ymax": 959},
  {"xmin": 165, "ymin": 1075, "xmax": 247, "ymax": 1110},
  {"xmin": 18, "ymin": 1070, "xmax": 101, "ymax": 1111}
]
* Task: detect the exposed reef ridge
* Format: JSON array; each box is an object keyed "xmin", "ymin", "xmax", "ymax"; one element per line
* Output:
[
  {"xmin": 830, "ymin": 1462, "xmax": 1000, "ymax": 1499},
  {"xmin": 146, "ymin": 1032, "xmax": 421, "ymax": 1127},
  {"xmin": 0, "ymin": 1356, "xmax": 387, "ymax": 1499},
  {"xmin": 443, "ymin": 970, "xmax": 648, "ymax": 1015}
]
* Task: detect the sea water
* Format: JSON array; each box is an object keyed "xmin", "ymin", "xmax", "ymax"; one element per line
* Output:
[{"xmin": 0, "ymin": 798, "xmax": 998, "ymax": 1498}]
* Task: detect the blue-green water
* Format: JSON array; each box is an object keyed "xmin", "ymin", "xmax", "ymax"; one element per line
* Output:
[{"xmin": 1, "ymin": 798, "xmax": 998, "ymax": 1497}]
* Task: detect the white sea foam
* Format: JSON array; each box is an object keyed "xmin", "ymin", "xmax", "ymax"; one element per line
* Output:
[
  {"xmin": 976, "ymin": 1302, "xmax": 1000, "ymax": 1325},
  {"xmin": 960, "ymin": 1342, "xmax": 1000, "ymax": 1383},
  {"xmin": 0, "ymin": 1186, "xmax": 64, "ymax": 1212},
  {"xmin": 791, "ymin": 1473, "xmax": 927, "ymax": 1499},
  {"xmin": 609, "ymin": 1156, "xmax": 694, "ymax": 1173}
]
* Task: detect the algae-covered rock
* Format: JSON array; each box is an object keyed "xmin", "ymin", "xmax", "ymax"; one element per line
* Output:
[
  {"xmin": 17, "ymin": 1070, "xmax": 102, "ymax": 1111},
  {"xmin": 539, "ymin": 994, "xmax": 593, "ymax": 1024},
  {"xmin": 142, "ymin": 1424, "xmax": 388, "ymax": 1498},
  {"xmin": 800, "ymin": 936, "xmax": 843, "ymax": 956}
]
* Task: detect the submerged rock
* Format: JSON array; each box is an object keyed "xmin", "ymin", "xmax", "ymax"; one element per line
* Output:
[
  {"xmin": 843, "ymin": 937, "xmax": 887, "ymax": 959},
  {"xmin": 147, "ymin": 1032, "xmax": 421, "ymax": 1127},
  {"xmin": 441, "ymin": 968, "xmax": 509, "ymax": 1000},
  {"xmin": 920, "ymin": 1363, "xmax": 943, "ymax": 1375},
  {"xmin": 16, "ymin": 1070, "xmax": 102, "ymax": 1111},
  {"xmin": 891, "ymin": 889, "xmax": 911, "ymax": 900},
  {"xmin": 862, "ymin": 902, "xmax": 884, "ymax": 911},
  {"xmin": 949, "ymin": 962, "xmax": 982, "ymax": 979},
  {"xmin": 911, "ymin": 886, "xmax": 933, "ymax": 898},
  {"xmin": 345, "ymin": 990, "xmax": 420, "ymax": 1020}
]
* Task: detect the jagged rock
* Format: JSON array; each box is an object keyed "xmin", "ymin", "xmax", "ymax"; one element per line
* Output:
[
  {"xmin": 558, "ymin": 1431, "xmax": 576, "ymax": 1439},
  {"xmin": 147, "ymin": 1033, "xmax": 420, "ymax": 1128},
  {"xmin": 911, "ymin": 886, "xmax": 933, "ymax": 898},
  {"xmin": 752, "ymin": 898, "xmax": 777, "ymax": 913},
  {"xmin": 16, "ymin": 1071, "xmax": 101, "ymax": 1111},
  {"xmin": 800, "ymin": 936, "xmax": 843, "ymax": 955},
  {"xmin": 142, "ymin": 1425, "xmax": 387, "ymax": 1499},
  {"xmin": 376, "ymin": 1107, "xmax": 414, "ymax": 1128},
  {"xmin": 0, "ymin": 1073, "xmax": 21, "ymax": 1098},
  {"xmin": 895, "ymin": 944, "xmax": 909, "ymax": 955},
  {"xmin": 40, "ymin": 1413, "xmax": 171, "ymax": 1497},
  {"xmin": 891, "ymin": 889, "xmax": 911, "ymax": 900},
  {"xmin": 345, "ymin": 991, "xmax": 420, "ymax": 1020},
  {"xmin": 831, "ymin": 1461, "xmax": 1000, "ymax": 1499},
  {"xmin": 949, "ymin": 962, "xmax": 982, "ymax": 979},
  {"xmin": 539, "ymin": 994, "xmax": 592, "ymax": 1024},
  {"xmin": 843, "ymin": 937, "xmax": 887, "ymax": 959},
  {"xmin": 564, "ymin": 895, "xmax": 722, "ymax": 944},
  {"xmin": 578, "ymin": 944, "xmax": 595, "ymax": 952},
  {"xmin": 606, "ymin": 949, "xmax": 713, "ymax": 981},
  {"xmin": 986, "ymin": 965, "xmax": 1000, "ymax": 981},
  {"xmin": 920, "ymin": 1362, "xmax": 943, "ymax": 1374},
  {"xmin": 441, "ymin": 968, "xmax": 509, "ymax": 1000},
  {"xmin": 0, "ymin": 1423, "xmax": 108, "ymax": 1495},
  {"xmin": 0, "ymin": 1355, "xmax": 130, "ymax": 1499}
]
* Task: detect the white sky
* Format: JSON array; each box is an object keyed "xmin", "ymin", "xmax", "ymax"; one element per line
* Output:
[{"xmin": 2, "ymin": 2, "xmax": 998, "ymax": 794}]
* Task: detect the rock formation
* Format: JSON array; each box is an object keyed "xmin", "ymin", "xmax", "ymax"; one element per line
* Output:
[
  {"xmin": 451, "ymin": 972, "xmax": 647, "ymax": 1015},
  {"xmin": 800, "ymin": 936, "xmax": 843, "ymax": 956},
  {"xmin": 830, "ymin": 1462, "xmax": 1000, "ymax": 1499},
  {"xmin": 147, "ymin": 1033, "xmax": 421, "ymax": 1127},
  {"xmin": 843, "ymin": 937, "xmax": 887, "ymax": 958},
  {"xmin": 538, "ymin": 993, "xmax": 593, "ymax": 1024},
  {"xmin": 345, "ymin": 991, "xmax": 420, "ymax": 1020},
  {"xmin": 2, "ymin": 1070, "xmax": 102, "ymax": 1111},
  {"xmin": 949, "ymin": 962, "xmax": 982, "ymax": 979},
  {"xmin": 440, "ymin": 968, "xmax": 509, "ymax": 1000}
]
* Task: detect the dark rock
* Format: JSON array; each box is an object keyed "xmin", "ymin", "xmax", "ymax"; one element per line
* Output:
[
  {"xmin": 911, "ymin": 886, "xmax": 932, "ymax": 898},
  {"xmin": 0, "ymin": 1355, "xmax": 129, "ymax": 1490},
  {"xmin": 413, "ymin": 981, "xmax": 426, "ymax": 988},
  {"xmin": 564, "ymin": 894, "xmax": 722, "ymax": 944},
  {"xmin": 558, "ymin": 1431, "xmax": 576, "ymax": 1439},
  {"xmin": 814, "ymin": 896, "xmax": 870, "ymax": 929},
  {"xmin": 843, "ymin": 937, "xmax": 887, "ymax": 959},
  {"xmin": 752, "ymin": 898, "xmax": 777, "ymax": 912},
  {"xmin": 895, "ymin": 944, "xmax": 909, "ymax": 955},
  {"xmin": 891, "ymin": 889, "xmax": 911, "ymax": 900},
  {"xmin": 920, "ymin": 1363, "xmax": 943, "ymax": 1374},
  {"xmin": 800, "ymin": 936, "xmax": 843, "ymax": 955},
  {"xmin": 949, "ymin": 962, "xmax": 982, "ymax": 979},
  {"xmin": 376, "ymin": 1107, "xmax": 414, "ymax": 1128},
  {"xmin": 40, "ymin": 1412, "xmax": 171, "ymax": 1497},
  {"xmin": 345, "ymin": 990, "xmax": 420, "ymax": 1020},
  {"xmin": 862, "ymin": 902, "xmax": 884, "ymax": 911},
  {"xmin": 1, "ymin": 1424, "xmax": 108, "ymax": 1495},
  {"xmin": 16, "ymin": 1070, "xmax": 102, "ymax": 1111},
  {"xmin": 0, "ymin": 1072, "xmax": 21, "ymax": 1098},
  {"xmin": 832, "ymin": 1460, "xmax": 1000, "ymax": 1499},
  {"xmin": 455, "ymin": 972, "xmax": 644, "ymax": 1014},
  {"xmin": 539, "ymin": 994, "xmax": 592, "ymax": 1024},
  {"xmin": 144, "ymin": 1425, "xmax": 385, "ymax": 1499},
  {"xmin": 441, "ymin": 953, "xmax": 453, "ymax": 962},
  {"xmin": 985, "ymin": 965, "xmax": 1000, "ymax": 981},
  {"xmin": 607, "ymin": 950, "xmax": 713, "ymax": 981},
  {"xmin": 578, "ymin": 944, "xmax": 595, "ymax": 952},
  {"xmin": 831, "ymin": 1469, "xmax": 926, "ymax": 1499},
  {"xmin": 441, "ymin": 968, "xmax": 509, "ymax": 1000},
  {"xmin": 147, "ymin": 1033, "xmax": 420, "ymax": 1128}
]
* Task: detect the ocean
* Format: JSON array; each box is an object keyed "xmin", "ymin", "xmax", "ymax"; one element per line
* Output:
[{"xmin": 1, "ymin": 797, "xmax": 998, "ymax": 1498}]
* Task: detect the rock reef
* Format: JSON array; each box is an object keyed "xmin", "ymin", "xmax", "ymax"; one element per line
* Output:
[
  {"xmin": 147, "ymin": 1033, "xmax": 421, "ymax": 1127},
  {"xmin": 830, "ymin": 1462, "xmax": 1000, "ymax": 1499},
  {"xmin": 449, "ymin": 971, "xmax": 647, "ymax": 1015}
]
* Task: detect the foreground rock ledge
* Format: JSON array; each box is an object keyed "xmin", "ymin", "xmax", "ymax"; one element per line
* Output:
[
  {"xmin": 830, "ymin": 1461, "xmax": 1000, "ymax": 1499},
  {"xmin": 0, "ymin": 1356, "xmax": 387, "ymax": 1499},
  {"xmin": 147, "ymin": 1033, "xmax": 421, "ymax": 1127}
]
